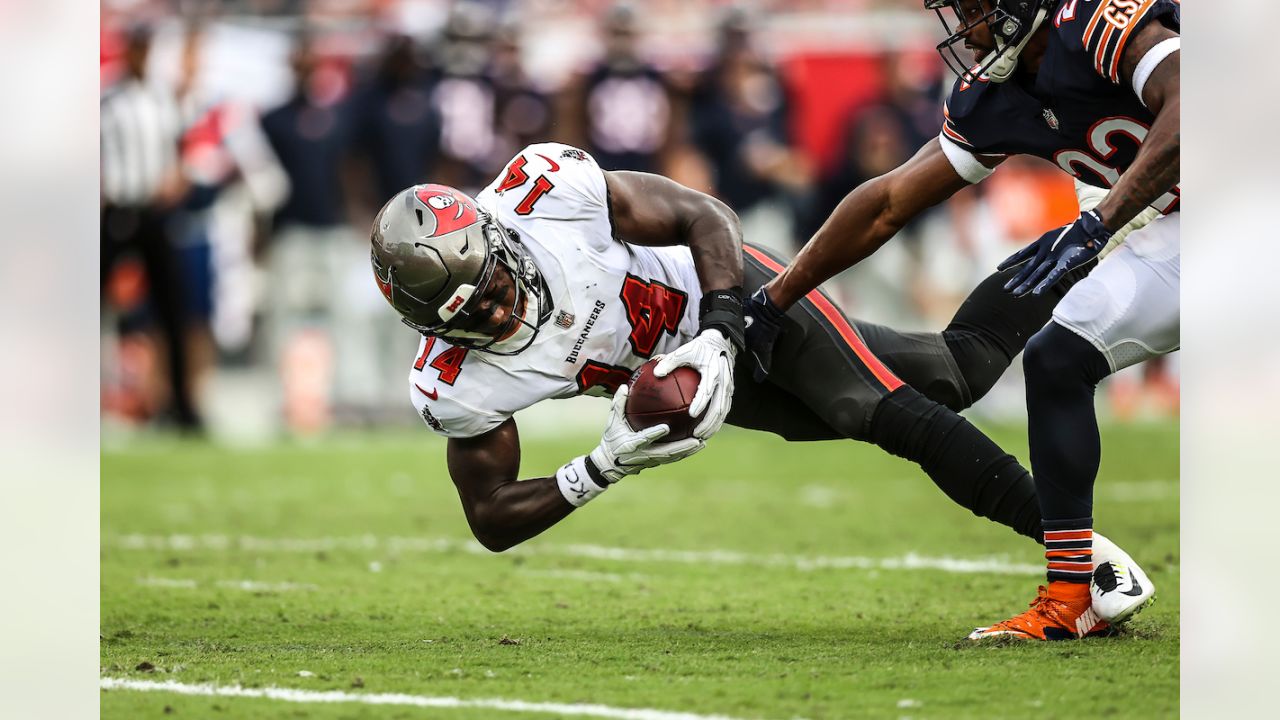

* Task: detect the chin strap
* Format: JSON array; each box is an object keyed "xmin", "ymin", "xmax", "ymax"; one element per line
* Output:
[{"xmin": 987, "ymin": 8, "xmax": 1050, "ymax": 83}]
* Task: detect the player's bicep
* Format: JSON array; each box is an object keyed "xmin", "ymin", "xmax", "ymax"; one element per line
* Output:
[
  {"xmin": 446, "ymin": 418, "xmax": 521, "ymax": 514},
  {"xmin": 1120, "ymin": 21, "xmax": 1179, "ymax": 112},
  {"xmin": 604, "ymin": 170, "xmax": 722, "ymax": 247}
]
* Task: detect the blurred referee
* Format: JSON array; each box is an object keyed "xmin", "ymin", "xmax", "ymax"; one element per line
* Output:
[{"xmin": 101, "ymin": 25, "xmax": 201, "ymax": 431}]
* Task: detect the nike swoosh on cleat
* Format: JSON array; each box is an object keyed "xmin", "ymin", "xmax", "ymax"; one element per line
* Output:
[
  {"xmin": 414, "ymin": 383, "xmax": 438, "ymax": 400},
  {"xmin": 1121, "ymin": 574, "xmax": 1144, "ymax": 597},
  {"xmin": 536, "ymin": 153, "xmax": 561, "ymax": 172}
]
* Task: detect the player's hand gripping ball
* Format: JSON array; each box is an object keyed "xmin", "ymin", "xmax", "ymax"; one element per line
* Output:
[{"xmin": 624, "ymin": 359, "xmax": 704, "ymax": 441}]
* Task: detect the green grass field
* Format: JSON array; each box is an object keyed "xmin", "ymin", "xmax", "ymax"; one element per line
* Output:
[{"xmin": 101, "ymin": 421, "xmax": 1178, "ymax": 719}]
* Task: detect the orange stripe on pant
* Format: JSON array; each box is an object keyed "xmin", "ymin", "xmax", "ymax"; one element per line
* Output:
[{"xmin": 743, "ymin": 246, "xmax": 903, "ymax": 392}]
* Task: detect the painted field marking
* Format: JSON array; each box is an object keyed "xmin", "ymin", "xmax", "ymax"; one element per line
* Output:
[
  {"xmin": 516, "ymin": 568, "xmax": 649, "ymax": 583},
  {"xmin": 100, "ymin": 677, "xmax": 759, "ymax": 720},
  {"xmin": 1099, "ymin": 480, "xmax": 1177, "ymax": 502},
  {"xmin": 136, "ymin": 577, "xmax": 319, "ymax": 592},
  {"xmin": 111, "ymin": 533, "xmax": 1045, "ymax": 575}
]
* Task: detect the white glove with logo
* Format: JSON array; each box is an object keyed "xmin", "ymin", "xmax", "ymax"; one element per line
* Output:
[
  {"xmin": 653, "ymin": 328, "xmax": 737, "ymax": 440},
  {"xmin": 587, "ymin": 384, "xmax": 706, "ymax": 485}
]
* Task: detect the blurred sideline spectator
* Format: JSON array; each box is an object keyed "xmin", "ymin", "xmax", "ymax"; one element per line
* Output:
[
  {"xmin": 428, "ymin": 2, "xmax": 502, "ymax": 191},
  {"xmin": 570, "ymin": 2, "xmax": 673, "ymax": 173},
  {"xmin": 491, "ymin": 16, "xmax": 555, "ymax": 163},
  {"xmin": 691, "ymin": 6, "xmax": 812, "ymax": 249},
  {"xmin": 351, "ymin": 33, "xmax": 440, "ymax": 206},
  {"xmin": 176, "ymin": 24, "xmax": 291, "ymax": 404},
  {"xmin": 260, "ymin": 33, "xmax": 361, "ymax": 433},
  {"xmin": 101, "ymin": 24, "xmax": 201, "ymax": 431}
]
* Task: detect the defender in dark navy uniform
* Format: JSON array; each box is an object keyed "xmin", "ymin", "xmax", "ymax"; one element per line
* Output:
[{"xmin": 745, "ymin": 0, "xmax": 1179, "ymax": 640}]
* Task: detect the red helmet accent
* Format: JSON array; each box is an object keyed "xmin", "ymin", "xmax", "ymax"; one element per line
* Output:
[{"xmin": 414, "ymin": 185, "xmax": 480, "ymax": 237}]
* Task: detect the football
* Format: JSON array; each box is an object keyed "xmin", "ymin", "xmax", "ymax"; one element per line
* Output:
[{"xmin": 624, "ymin": 359, "xmax": 702, "ymax": 441}]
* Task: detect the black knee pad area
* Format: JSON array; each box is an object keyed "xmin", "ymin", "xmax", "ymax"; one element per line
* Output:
[{"xmin": 1024, "ymin": 323, "xmax": 1112, "ymax": 389}]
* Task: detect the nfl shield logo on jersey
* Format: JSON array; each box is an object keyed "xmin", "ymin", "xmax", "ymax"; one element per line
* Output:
[
  {"xmin": 1042, "ymin": 108, "xmax": 1060, "ymax": 131},
  {"xmin": 555, "ymin": 310, "xmax": 576, "ymax": 329}
]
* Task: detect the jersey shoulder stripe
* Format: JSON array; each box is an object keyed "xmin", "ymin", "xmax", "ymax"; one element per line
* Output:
[
  {"xmin": 941, "ymin": 100, "xmax": 975, "ymax": 149},
  {"xmin": 1079, "ymin": 0, "xmax": 1180, "ymax": 84}
]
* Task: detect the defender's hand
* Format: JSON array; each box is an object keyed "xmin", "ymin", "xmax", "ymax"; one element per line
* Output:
[
  {"xmin": 1000, "ymin": 210, "xmax": 1114, "ymax": 297},
  {"xmin": 653, "ymin": 329, "xmax": 736, "ymax": 440},
  {"xmin": 743, "ymin": 287, "xmax": 785, "ymax": 383},
  {"xmin": 587, "ymin": 385, "xmax": 705, "ymax": 484}
]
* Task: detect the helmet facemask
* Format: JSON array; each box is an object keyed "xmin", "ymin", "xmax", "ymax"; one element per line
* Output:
[
  {"xmin": 376, "ymin": 209, "xmax": 552, "ymax": 356},
  {"xmin": 926, "ymin": 0, "xmax": 1051, "ymax": 84}
]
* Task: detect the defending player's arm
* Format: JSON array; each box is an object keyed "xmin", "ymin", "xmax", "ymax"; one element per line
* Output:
[
  {"xmin": 448, "ymin": 393, "xmax": 702, "ymax": 552},
  {"xmin": 743, "ymin": 138, "xmax": 994, "ymax": 379},
  {"xmin": 604, "ymin": 171, "xmax": 747, "ymax": 439},
  {"xmin": 1093, "ymin": 21, "xmax": 1179, "ymax": 232},
  {"xmin": 761, "ymin": 138, "xmax": 980, "ymax": 312},
  {"xmin": 1002, "ymin": 21, "xmax": 1179, "ymax": 296}
]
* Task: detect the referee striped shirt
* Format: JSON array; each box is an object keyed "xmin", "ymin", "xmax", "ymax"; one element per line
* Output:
[{"xmin": 100, "ymin": 78, "xmax": 183, "ymax": 206}]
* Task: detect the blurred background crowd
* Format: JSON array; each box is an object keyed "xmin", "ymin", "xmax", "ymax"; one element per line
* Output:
[{"xmin": 100, "ymin": 0, "xmax": 1178, "ymax": 442}]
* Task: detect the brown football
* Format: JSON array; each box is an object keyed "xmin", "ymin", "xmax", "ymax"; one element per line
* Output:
[{"xmin": 624, "ymin": 359, "xmax": 703, "ymax": 441}]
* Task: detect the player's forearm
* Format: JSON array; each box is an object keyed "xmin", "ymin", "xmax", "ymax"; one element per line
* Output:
[
  {"xmin": 1095, "ymin": 97, "xmax": 1179, "ymax": 230},
  {"xmin": 684, "ymin": 196, "xmax": 744, "ymax": 292},
  {"xmin": 765, "ymin": 178, "xmax": 898, "ymax": 309},
  {"xmin": 463, "ymin": 476, "xmax": 575, "ymax": 553}
]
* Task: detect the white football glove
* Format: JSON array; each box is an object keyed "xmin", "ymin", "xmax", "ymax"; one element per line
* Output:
[
  {"xmin": 653, "ymin": 329, "xmax": 737, "ymax": 440},
  {"xmin": 587, "ymin": 384, "xmax": 706, "ymax": 485}
]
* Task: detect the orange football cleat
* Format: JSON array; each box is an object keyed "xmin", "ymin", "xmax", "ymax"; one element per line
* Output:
[{"xmin": 968, "ymin": 582, "xmax": 1115, "ymax": 641}]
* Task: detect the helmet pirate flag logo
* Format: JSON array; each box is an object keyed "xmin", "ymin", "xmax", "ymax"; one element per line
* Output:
[{"xmin": 415, "ymin": 185, "xmax": 480, "ymax": 237}]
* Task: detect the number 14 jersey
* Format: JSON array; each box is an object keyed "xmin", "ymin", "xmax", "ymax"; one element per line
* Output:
[{"xmin": 408, "ymin": 143, "xmax": 703, "ymax": 438}]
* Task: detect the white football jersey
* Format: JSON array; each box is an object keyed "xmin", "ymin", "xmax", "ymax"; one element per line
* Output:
[{"xmin": 408, "ymin": 143, "xmax": 704, "ymax": 438}]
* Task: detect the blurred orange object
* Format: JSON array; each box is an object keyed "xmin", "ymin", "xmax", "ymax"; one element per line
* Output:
[
  {"xmin": 281, "ymin": 329, "xmax": 334, "ymax": 436},
  {"xmin": 986, "ymin": 159, "xmax": 1080, "ymax": 239}
]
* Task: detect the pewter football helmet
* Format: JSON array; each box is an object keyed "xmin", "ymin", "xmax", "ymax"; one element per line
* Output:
[{"xmin": 370, "ymin": 184, "xmax": 551, "ymax": 355}]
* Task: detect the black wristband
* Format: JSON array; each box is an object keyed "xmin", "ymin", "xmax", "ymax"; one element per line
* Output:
[
  {"xmin": 698, "ymin": 286, "xmax": 746, "ymax": 352},
  {"xmin": 582, "ymin": 454, "xmax": 610, "ymax": 487}
]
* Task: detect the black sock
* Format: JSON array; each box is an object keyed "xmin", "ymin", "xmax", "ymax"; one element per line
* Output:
[
  {"xmin": 1023, "ymin": 323, "xmax": 1113, "ymax": 523},
  {"xmin": 869, "ymin": 386, "xmax": 1042, "ymax": 542}
]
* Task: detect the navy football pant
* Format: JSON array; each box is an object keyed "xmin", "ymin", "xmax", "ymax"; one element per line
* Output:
[{"xmin": 726, "ymin": 245, "xmax": 1090, "ymax": 541}]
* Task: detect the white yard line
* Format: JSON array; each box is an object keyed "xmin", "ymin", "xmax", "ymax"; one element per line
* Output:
[
  {"xmin": 111, "ymin": 533, "xmax": 1045, "ymax": 575},
  {"xmin": 516, "ymin": 569, "xmax": 649, "ymax": 583},
  {"xmin": 99, "ymin": 677, "xmax": 758, "ymax": 720},
  {"xmin": 1099, "ymin": 480, "xmax": 1178, "ymax": 502},
  {"xmin": 135, "ymin": 577, "xmax": 318, "ymax": 592}
]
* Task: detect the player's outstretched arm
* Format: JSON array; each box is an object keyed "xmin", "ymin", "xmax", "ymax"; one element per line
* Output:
[
  {"xmin": 1094, "ymin": 21, "xmax": 1179, "ymax": 230},
  {"xmin": 447, "ymin": 390, "xmax": 704, "ymax": 552},
  {"xmin": 764, "ymin": 138, "xmax": 973, "ymax": 310},
  {"xmin": 447, "ymin": 419, "xmax": 576, "ymax": 553}
]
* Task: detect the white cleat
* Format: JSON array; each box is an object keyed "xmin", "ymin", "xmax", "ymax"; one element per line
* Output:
[{"xmin": 1090, "ymin": 532, "xmax": 1156, "ymax": 623}]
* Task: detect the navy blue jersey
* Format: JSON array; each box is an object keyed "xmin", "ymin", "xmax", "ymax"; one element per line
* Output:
[{"xmin": 941, "ymin": 0, "xmax": 1180, "ymax": 213}]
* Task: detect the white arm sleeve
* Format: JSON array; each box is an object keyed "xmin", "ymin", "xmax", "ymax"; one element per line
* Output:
[
  {"xmin": 1132, "ymin": 37, "xmax": 1180, "ymax": 108},
  {"xmin": 938, "ymin": 133, "xmax": 995, "ymax": 185}
]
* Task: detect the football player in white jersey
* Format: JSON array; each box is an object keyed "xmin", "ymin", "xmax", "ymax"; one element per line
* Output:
[{"xmin": 370, "ymin": 143, "xmax": 1149, "ymax": 631}]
